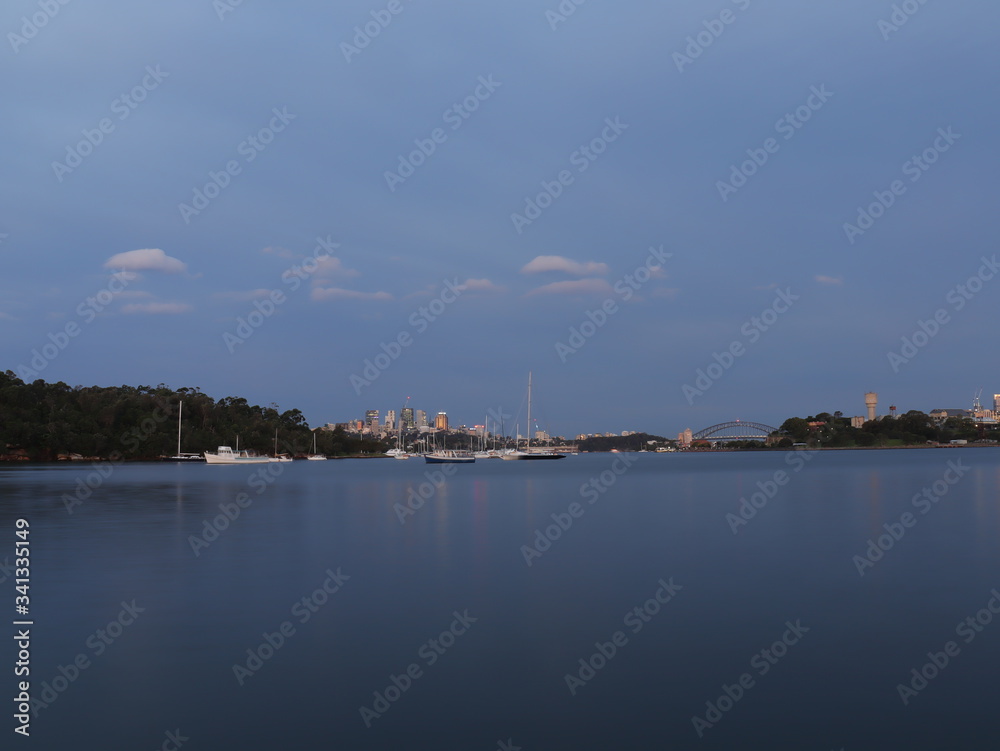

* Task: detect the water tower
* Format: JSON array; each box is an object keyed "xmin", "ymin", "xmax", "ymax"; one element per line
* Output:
[{"xmin": 865, "ymin": 392, "xmax": 878, "ymax": 421}]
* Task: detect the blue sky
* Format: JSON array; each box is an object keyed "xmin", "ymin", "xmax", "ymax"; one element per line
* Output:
[{"xmin": 3, "ymin": 0, "xmax": 998, "ymax": 437}]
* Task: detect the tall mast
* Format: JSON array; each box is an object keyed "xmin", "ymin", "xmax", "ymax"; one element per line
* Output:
[
  {"xmin": 527, "ymin": 371, "xmax": 532, "ymax": 451},
  {"xmin": 177, "ymin": 400, "xmax": 183, "ymax": 456}
]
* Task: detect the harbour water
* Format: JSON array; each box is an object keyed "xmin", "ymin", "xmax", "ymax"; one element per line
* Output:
[{"xmin": 3, "ymin": 448, "xmax": 999, "ymax": 749}]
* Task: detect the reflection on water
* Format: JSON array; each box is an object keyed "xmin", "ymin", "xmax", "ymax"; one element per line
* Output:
[{"xmin": 2, "ymin": 449, "xmax": 999, "ymax": 750}]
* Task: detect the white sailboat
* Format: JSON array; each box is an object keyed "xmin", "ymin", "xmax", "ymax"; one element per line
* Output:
[
  {"xmin": 502, "ymin": 372, "xmax": 566, "ymax": 460},
  {"xmin": 307, "ymin": 431, "xmax": 327, "ymax": 460},
  {"xmin": 270, "ymin": 429, "xmax": 293, "ymax": 462},
  {"xmin": 166, "ymin": 400, "xmax": 203, "ymax": 461}
]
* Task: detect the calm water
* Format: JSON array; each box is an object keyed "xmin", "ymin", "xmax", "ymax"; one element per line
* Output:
[{"xmin": 3, "ymin": 449, "xmax": 1000, "ymax": 750}]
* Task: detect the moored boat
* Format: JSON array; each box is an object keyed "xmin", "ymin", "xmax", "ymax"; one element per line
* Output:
[
  {"xmin": 424, "ymin": 450, "xmax": 475, "ymax": 464},
  {"xmin": 203, "ymin": 446, "xmax": 271, "ymax": 464}
]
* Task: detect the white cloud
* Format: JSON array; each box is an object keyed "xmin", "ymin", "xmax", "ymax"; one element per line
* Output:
[
  {"xmin": 520, "ymin": 255, "xmax": 610, "ymax": 276},
  {"xmin": 261, "ymin": 245, "xmax": 293, "ymax": 258},
  {"xmin": 311, "ymin": 287, "xmax": 392, "ymax": 302},
  {"xmin": 104, "ymin": 248, "xmax": 187, "ymax": 274},
  {"xmin": 121, "ymin": 302, "xmax": 193, "ymax": 314},
  {"xmin": 312, "ymin": 256, "xmax": 360, "ymax": 281},
  {"xmin": 462, "ymin": 278, "xmax": 505, "ymax": 292},
  {"xmin": 815, "ymin": 275, "xmax": 843, "ymax": 285},
  {"xmin": 525, "ymin": 278, "xmax": 614, "ymax": 297}
]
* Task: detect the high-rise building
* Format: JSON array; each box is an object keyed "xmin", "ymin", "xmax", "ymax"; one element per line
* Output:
[
  {"xmin": 385, "ymin": 410, "xmax": 396, "ymax": 429},
  {"xmin": 365, "ymin": 410, "xmax": 379, "ymax": 429},
  {"xmin": 415, "ymin": 410, "xmax": 427, "ymax": 428},
  {"xmin": 994, "ymin": 394, "xmax": 1000, "ymax": 412},
  {"xmin": 401, "ymin": 407, "xmax": 414, "ymax": 429},
  {"xmin": 435, "ymin": 412, "xmax": 449, "ymax": 431},
  {"xmin": 864, "ymin": 392, "xmax": 877, "ymax": 422}
]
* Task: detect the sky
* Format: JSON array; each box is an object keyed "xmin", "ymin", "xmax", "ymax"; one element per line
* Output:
[{"xmin": 2, "ymin": 0, "xmax": 999, "ymax": 439}]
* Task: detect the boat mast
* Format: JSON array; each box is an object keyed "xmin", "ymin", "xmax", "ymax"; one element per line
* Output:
[
  {"xmin": 177, "ymin": 400, "xmax": 183, "ymax": 456},
  {"xmin": 527, "ymin": 371, "xmax": 532, "ymax": 451}
]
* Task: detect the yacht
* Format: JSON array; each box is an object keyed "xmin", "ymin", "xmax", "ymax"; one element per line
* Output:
[
  {"xmin": 204, "ymin": 446, "xmax": 271, "ymax": 464},
  {"xmin": 502, "ymin": 372, "xmax": 566, "ymax": 461}
]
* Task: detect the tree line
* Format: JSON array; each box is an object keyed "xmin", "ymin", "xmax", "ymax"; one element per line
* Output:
[{"xmin": 0, "ymin": 372, "xmax": 385, "ymax": 460}]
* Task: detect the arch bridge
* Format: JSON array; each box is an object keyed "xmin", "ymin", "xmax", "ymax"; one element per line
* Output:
[{"xmin": 692, "ymin": 421, "xmax": 780, "ymax": 442}]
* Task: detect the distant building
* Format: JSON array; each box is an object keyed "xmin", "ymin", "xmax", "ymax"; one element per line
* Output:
[
  {"xmin": 384, "ymin": 410, "xmax": 396, "ymax": 429},
  {"xmin": 576, "ymin": 434, "xmax": 588, "ymax": 441},
  {"xmin": 677, "ymin": 428, "xmax": 693, "ymax": 447},
  {"xmin": 534, "ymin": 430, "xmax": 550, "ymax": 442},
  {"xmin": 415, "ymin": 410, "xmax": 428, "ymax": 428},
  {"xmin": 401, "ymin": 407, "xmax": 414, "ymax": 429},
  {"xmin": 365, "ymin": 410, "xmax": 379, "ymax": 429},
  {"xmin": 851, "ymin": 416, "xmax": 865, "ymax": 429},
  {"xmin": 435, "ymin": 412, "xmax": 449, "ymax": 431},
  {"xmin": 994, "ymin": 394, "xmax": 1000, "ymax": 412},
  {"xmin": 865, "ymin": 392, "xmax": 878, "ymax": 422},
  {"xmin": 930, "ymin": 409, "xmax": 970, "ymax": 423}
]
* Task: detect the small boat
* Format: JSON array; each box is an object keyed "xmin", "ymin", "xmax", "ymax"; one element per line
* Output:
[
  {"xmin": 204, "ymin": 446, "xmax": 271, "ymax": 464},
  {"xmin": 306, "ymin": 432, "xmax": 327, "ymax": 461},
  {"xmin": 501, "ymin": 372, "xmax": 566, "ymax": 461},
  {"xmin": 164, "ymin": 401, "xmax": 205, "ymax": 461},
  {"xmin": 269, "ymin": 454, "xmax": 293, "ymax": 463},
  {"xmin": 424, "ymin": 449, "xmax": 475, "ymax": 464},
  {"xmin": 386, "ymin": 448, "xmax": 411, "ymax": 459}
]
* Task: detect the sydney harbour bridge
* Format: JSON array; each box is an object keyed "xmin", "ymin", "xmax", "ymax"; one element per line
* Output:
[{"xmin": 691, "ymin": 420, "xmax": 780, "ymax": 443}]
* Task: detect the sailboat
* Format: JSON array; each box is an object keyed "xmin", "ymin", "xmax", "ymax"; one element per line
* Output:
[
  {"xmin": 270, "ymin": 428, "xmax": 293, "ymax": 462},
  {"xmin": 502, "ymin": 372, "xmax": 566, "ymax": 460},
  {"xmin": 307, "ymin": 431, "xmax": 327, "ymax": 460},
  {"xmin": 165, "ymin": 400, "xmax": 204, "ymax": 461},
  {"xmin": 424, "ymin": 429, "xmax": 475, "ymax": 463}
]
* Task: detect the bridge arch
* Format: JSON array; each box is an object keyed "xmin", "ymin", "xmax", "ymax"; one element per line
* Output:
[{"xmin": 692, "ymin": 421, "xmax": 779, "ymax": 442}]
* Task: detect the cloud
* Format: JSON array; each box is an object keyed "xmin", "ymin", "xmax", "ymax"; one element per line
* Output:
[
  {"xmin": 462, "ymin": 278, "xmax": 505, "ymax": 292},
  {"xmin": 520, "ymin": 255, "xmax": 610, "ymax": 276},
  {"xmin": 103, "ymin": 248, "xmax": 187, "ymax": 274},
  {"xmin": 311, "ymin": 287, "xmax": 392, "ymax": 302},
  {"xmin": 120, "ymin": 302, "xmax": 193, "ymax": 314},
  {"xmin": 815, "ymin": 275, "xmax": 843, "ymax": 285},
  {"xmin": 312, "ymin": 256, "xmax": 360, "ymax": 281},
  {"xmin": 525, "ymin": 278, "xmax": 614, "ymax": 297}
]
